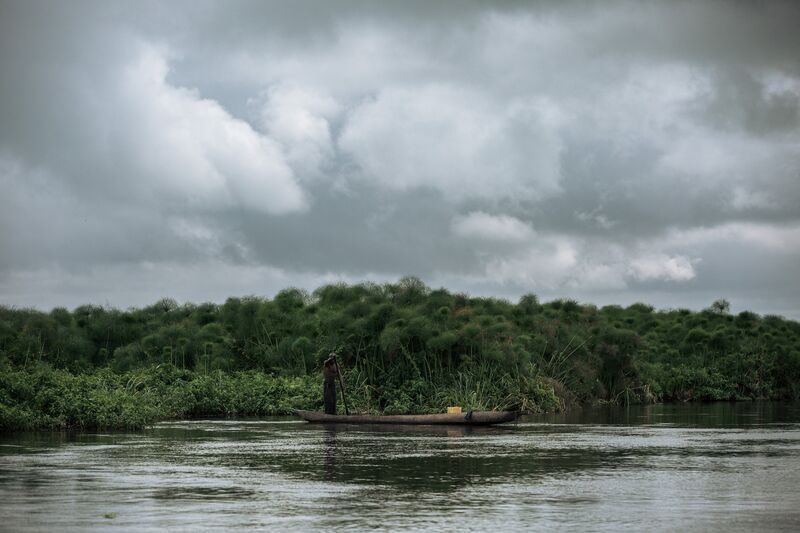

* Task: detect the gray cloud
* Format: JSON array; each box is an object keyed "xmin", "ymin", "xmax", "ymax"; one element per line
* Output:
[{"xmin": 1, "ymin": 0, "xmax": 799, "ymax": 317}]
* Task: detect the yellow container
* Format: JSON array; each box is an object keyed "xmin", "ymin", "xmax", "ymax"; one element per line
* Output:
[{"xmin": 447, "ymin": 406, "xmax": 462, "ymax": 414}]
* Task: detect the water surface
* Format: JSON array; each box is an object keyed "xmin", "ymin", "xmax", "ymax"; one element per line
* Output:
[{"xmin": 1, "ymin": 402, "xmax": 799, "ymax": 531}]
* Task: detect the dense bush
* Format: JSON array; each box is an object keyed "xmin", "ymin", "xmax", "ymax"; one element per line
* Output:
[
  {"xmin": 1, "ymin": 278, "xmax": 799, "ymax": 431},
  {"xmin": 0, "ymin": 365, "xmax": 323, "ymax": 431},
  {"xmin": 0, "ymin": 363, "xmax": 559, "ymax": 431}
]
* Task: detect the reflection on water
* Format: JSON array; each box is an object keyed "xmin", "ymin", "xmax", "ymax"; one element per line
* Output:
[
  {"xmin": 1, "ymin": 402, "xmax": 799, "ymax": 531},
  {"xmin": 323, "ymin": 428, "xmax": 336, "ymax": 481}
]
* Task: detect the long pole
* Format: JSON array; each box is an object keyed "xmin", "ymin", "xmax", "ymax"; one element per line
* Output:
[{"xmin": 335, "ymin": 359, "xmax": 350, "ymax": 415}]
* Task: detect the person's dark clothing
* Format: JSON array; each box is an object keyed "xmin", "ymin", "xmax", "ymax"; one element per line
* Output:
[
  {"xmin": 323, "ymin": 379, "xmax": 336, "ymax": 415},
  {"xmin": 323, "ymin": 357, "xmax": 338, "ymax": 415}
]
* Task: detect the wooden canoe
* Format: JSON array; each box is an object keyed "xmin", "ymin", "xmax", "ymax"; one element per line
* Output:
[{"xmin": 294, "ymin": 409, "xmax": 518, "ymax": 426}]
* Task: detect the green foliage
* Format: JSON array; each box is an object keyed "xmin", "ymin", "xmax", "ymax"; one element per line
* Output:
[
  {"xmin": 0, "ymin": 364, "xmax": 322, "ymax": 431},
  {"xmin": 1, "ymin": 286, "xmax": 799, "ymax": 432}
]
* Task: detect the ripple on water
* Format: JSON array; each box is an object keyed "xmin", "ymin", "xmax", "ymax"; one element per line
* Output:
[{"xmin": 2, "ymin": 404, "xmax": 800, "ymax": 531}]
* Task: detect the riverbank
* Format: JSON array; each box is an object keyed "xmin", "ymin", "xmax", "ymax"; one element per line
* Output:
[
  {"xmin": 0, "ymin": 364, "xmax": 562, "ymax": 431},
  {"xmin": 0, "ymin": 366, "xmax": 318, "ymax": 431},
  {"xmin": 2, "ymin": 361, "xmax": 797, "ymax": 432},
  {"xmin": 2, "ymin": 280, "xmax": 799, "ymax": 431}
]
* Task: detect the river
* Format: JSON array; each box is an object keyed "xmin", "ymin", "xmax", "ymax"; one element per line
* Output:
[{"xmin": 1, "ymin": 402, "xmax": 799, "ymax": 531}]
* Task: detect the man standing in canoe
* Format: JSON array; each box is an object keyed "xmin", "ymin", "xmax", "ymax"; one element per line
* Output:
[{"xmin": 322, "ymin": 352, "xmax": 338, "ymax": 415}]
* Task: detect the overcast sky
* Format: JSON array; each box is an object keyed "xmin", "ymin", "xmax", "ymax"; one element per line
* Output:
[{"xmin": 1, "ymin": 0, "xmax": 799, "ymax": 317}]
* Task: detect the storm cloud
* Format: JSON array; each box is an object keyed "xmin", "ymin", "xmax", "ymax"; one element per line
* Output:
[{"xmin": 1, "ymin": 0, "xmax": 799, "ymax": 316}]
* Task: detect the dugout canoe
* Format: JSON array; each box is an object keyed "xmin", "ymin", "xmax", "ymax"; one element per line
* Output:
[{"xmin": 294, "ymin": 409, "xmax": 519, "ymax": 426}]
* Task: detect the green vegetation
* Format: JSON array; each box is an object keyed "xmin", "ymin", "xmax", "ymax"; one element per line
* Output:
[
  {"xmin": 2, "ymin": 277, "xmax": 799, "ymax": 431},
  {"xmin": 0, "ymin": 366, "xmax": 320, "ymax": 431}
]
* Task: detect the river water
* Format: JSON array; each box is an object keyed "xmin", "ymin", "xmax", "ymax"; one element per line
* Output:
[{"xmin": 1, "ymin": 402, "xmax": 799, "ymax": 531}]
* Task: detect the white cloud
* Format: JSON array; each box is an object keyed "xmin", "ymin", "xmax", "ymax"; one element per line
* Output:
[
  {"xmin": 656, "ymin": 132, "xmax": 776, "ymax": 185},
  {"xmin": 167, "ymin": 217, "xmax": 237, "ymax": 259},
  {"xmin": 575, "ymin": 207, "xmax": 617, "ymax": 229},
  {"xmin": 471, "ymin": 235, "xmax": 701, "ymax": 290},
  {"xmin": 628, "ymin": 254, "xmax": 697, "ymax": 282},
  {"xmin": 760, "ymin": 71, "xmax": 800, "ymax": 98},
  {"xmin": 258, "ymin": 83, "xmax": 340, "ymax": 181},
  {"xmin": 451, "ymin": 212, "xmax": 534, "ymax": 242},
  {"xmin": 115, "ymin": 46, "xmax": 307, "ymax": 214},
  {"xmin": 663, "ymin": 222, "xmax": 800, "ymax": 253},
  {"xmin": 339, "ymin": 84, "xmax": 563, "ymax": 203},
  {"xmin": 569, "ymin": 262, "xmax": 629, "ymax": 291},
  {"xmin": 729, "ymin": 186, "xmax": 774, "ymax": 210},
  {"xmin": 478, "ymin": 235, "xmax": 634, "ymax": 291},
  {"xmin": 484, "ymin": 238, "xmax": 582, "ymax": 290}
]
